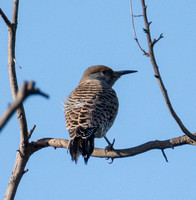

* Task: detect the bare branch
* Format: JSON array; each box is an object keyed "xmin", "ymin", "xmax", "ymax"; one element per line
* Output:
[
  {"xmin": 11, "ymin": 0, "xmax": 19, "ymax": 30},
  {"xmin": 13, "ymin": 58, "xmax": 22, "ymax": 69},
  {"xmin": 22, "ymin": 169, "xmax": 29, "ymax": 174},
  {"xmin": 4, "ymin": 1, "xmax": 33, "ymax": 199},
  {"xmin": 2, "ymin": 1, "xmax": 195, "ymax": 199},
  {"xmin": 28, "ymin": 125, "xmax": 36, "ymax": 139},
  {"xmin": 6, "ymin": 0, "xmax": 29, "ymax": 146},
  {"xmin": 152, "ymin": 33, "xmax": 164, "ymax": 46},
  {"xmin": 133, "ymin": 14, "xmax": 143, "ymax": 17},
  {"xmin": 130, "ymin": 0, "xmax": 196, "ymax": 141},
  {"xmin": 130, "ymin": 0, "xmax": 148, "ymax": 56},
  {"xmin": 4, "ymin": 151, "xmax": 31, "ymax": 200},
  {"xmin": 31, "ymin": 133, "xmax": 196, "ymax": 159},
  {"xmin": 0, "ymin": 82, "xmax": 49, "ymax": 131},
  {"xmin": 0, "ymin": 8, "xmax": 12, "ymax": 28},
  {"xmin": 161, "ymin": 149, "xmax": 168, "ymax": 162}
]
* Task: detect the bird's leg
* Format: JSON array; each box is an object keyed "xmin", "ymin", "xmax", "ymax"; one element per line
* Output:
[{"xmin": 104, "ymin": 136, "xmax": 115, "ymax": 152}]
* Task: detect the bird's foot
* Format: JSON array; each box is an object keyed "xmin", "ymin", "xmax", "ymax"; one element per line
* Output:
[
  {"xmin": 106, "ymin": 157, "xmax": 114, "ymax": 164},
  {"xmin": 105, "ymin": 138, "xmax": 115, "ymax": 153}
]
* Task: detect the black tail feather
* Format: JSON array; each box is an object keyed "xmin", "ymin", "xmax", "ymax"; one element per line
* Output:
[
  {"xmin": 69, "ymin": 137, "xmax": 82, "ymax": 163},
  {"xmin": 69, "ymin": 134, "xmax": 94, "ymax": 164},
  {"xmin": 82, "ymin": 135, "xmax": 94, "ymax": 164}
]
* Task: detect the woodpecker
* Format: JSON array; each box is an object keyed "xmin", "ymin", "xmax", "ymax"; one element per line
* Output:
[{"xmin": 64, "ymin": 65, "xmax": 137, "ymax": 163}]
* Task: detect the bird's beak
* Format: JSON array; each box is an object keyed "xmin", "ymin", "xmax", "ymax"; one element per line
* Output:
[{"xmin": 114, "ymin": 70, "xmax": 138, "ymax": 77}]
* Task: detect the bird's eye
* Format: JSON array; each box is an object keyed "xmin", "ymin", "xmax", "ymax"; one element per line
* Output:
[{"xmin": 101, "ymin": 70, "xmax": 107, "ymax": 75}]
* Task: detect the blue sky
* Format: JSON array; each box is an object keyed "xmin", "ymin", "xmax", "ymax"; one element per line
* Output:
[{"xmin": 0, "ymin": 1, "xmax": 196, "ymax": 200}]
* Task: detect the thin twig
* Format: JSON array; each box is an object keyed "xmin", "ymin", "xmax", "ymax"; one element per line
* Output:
[
  {"xmin": 133, "ymin": 14, "xmax": 143, "ymax": 17},
  {"xmin": 28, "ymin": 125, "xmax": 36, "ymax": 139},
  {"xmin": 161, "ymin": 149, "xmax": 168, "ymax": 162},
  {"xmin": 130, "ymin": 0, "xmax": 148, "ymax": 55},
  {"xmin": 132, "ymin": 0, "xmax": 196, "ymax": 141},
  {"xmin": 13, "ymin": 58, "xmax": 22, "ymax": 69},
  {"xmin": 152, "ymin": 33, "xmax": 164, "ymax": 46},
  {"xmin": 22, "ymin": 169, "xmax": 29, "ymax": 174}
]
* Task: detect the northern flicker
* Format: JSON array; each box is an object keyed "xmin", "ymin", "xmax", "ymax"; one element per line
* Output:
[{"xmin": 64, "ymin": 65, "xmax": 137, "ymax": 163}]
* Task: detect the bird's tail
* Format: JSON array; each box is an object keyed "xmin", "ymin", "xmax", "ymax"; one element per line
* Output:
[{"xmin": 68, "ymin": 127, "xmax": 95, "ymax": 164}]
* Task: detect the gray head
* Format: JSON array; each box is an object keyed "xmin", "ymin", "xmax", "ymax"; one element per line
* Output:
[{"xmin": 79, "ymin": 65, "xmax": 137, "ymax": 87}]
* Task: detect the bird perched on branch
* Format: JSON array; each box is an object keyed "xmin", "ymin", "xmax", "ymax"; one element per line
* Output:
[{"xmin": 64, "ymin": 65, "xmax": 137, "ymax": 164}]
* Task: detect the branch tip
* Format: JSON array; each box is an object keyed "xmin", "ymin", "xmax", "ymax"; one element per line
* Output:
[
  {"xmin": 28, "ymin": 125, "xmax": 36, "ymax": 139},
  {"xmin": 23, "ymin": 169, "xmax": 29, "ymax": 174},
  {"xmin": 161, "ymin": 149, "xmax": 168, "ymax": 162},
  {"xmin": 143, "ymin": 28, "xmax": 149, "ymax": 34},
  {"xmin": 152, "ymin": 33, "xmax": 164, "ymax": 46},
  {"xmin": 13, "ymin": 58, "xmax": 22, "ymax": 69}
]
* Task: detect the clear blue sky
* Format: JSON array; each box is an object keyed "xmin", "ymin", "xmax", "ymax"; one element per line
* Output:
[{"xmin": 0, "ymin": 1, "xmax": 196, "ymax": 200}]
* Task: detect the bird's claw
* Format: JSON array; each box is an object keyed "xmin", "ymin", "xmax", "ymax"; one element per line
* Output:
[{"xmin": 105, "ymin": 157, "xmax": 114, "ymax": 164}]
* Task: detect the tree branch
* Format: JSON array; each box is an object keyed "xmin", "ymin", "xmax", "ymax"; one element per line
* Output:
[
  {"xmin": 1, "ymin": 1, "xmax": 195, "ymax": 199},
  {"xmin": 28, "ymin": 125, "xmax": 36, "ymax": 139},
  {"xmin": 12, "ymin": 0, "xmax": 19, "ymax": 27},
  {"xmin": 130, "ymin": 0, "xmax": 196, "ymax": 141},
  {"xmin": 0, "ymin": 8, "xmax": 12, "ymax": 28},
  {"xmin": 152, "ymin": 33, "xmax": 164, "ymax": 46},
  {"xmin": 3, "ymin": 1, "xmax": 34, "ymax": 199},
  {"xmin": 4, "ymin": 151, "xmax": 30, "ymax": 200},
  {"xmin": 31, "ymin": 133, "xmax": 196, "ymax": 159},
  {"xmin": 129, "ymin": 0, "xmax": 148, "ymax": 56},
  {"xmin": 5, "ymin": 0, "xmax": 29, "ymax": 146},
  {"xmin": 0, "ymin": 81, "xmax": 49, "ymax": 131}
]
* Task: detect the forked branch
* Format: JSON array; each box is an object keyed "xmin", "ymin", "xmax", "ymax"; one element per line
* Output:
[
  {"xmin": 0, "ymin": 81, "xmax": 49, "ymax": 131},
  {"xmin": 130, "ymin": 0, "xmax": 196, "ymax": 141},
  {"xmin": 130, "ymin": 0, "xmax": 148, "ymax": 56},
  {"xmin": 1, "ymin": 1, "xmax": 49, "ymax": 200}
]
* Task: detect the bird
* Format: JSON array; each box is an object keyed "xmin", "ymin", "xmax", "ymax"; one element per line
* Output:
[{"xmin": 64, "ymin": 65, "xmax": 137, "ymax": 164}]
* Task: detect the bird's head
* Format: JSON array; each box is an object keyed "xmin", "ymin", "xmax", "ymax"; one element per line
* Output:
[{"xmin": 79, "ymin": 65, "xmax": 137, "ymax": 87}]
